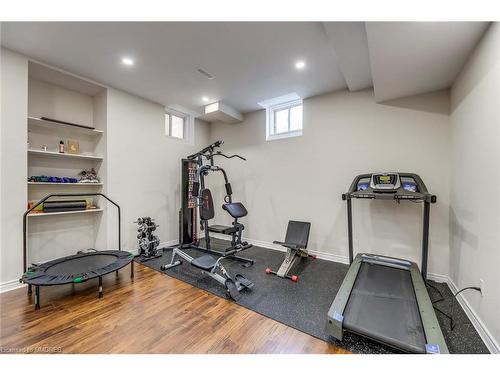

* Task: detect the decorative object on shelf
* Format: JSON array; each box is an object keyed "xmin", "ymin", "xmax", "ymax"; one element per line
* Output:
[
  {"xmin": 28, "ymin": 117, "xmax": 103, "ymax": 136},
  {"xmin": 86, "ymin": 199, "xmax": 97, "ymax": 209},
  {"xmin": 43, "ymin": 200, "xmax": 88, "ymax": 213},
  {"xmin": 135, "ymin": 217, "xmax": 164, "ymax": 260},
  {"xmin": 78, "ymin": 168, "xmax": 100, "ymax": 183},
  {"xmin": 58, "ymin": 140, "xmax": 65, "ymax": 153},
  {"xmin": 40, "ymin": 116, "xmax": 95, "ymax": 130},
  {"xmin": 67, "ymin": 139, "xmax": 80, "ymax": 154},
  {"xmin": 27, "ymin": 197, "xmax": 97, "ymax": 214},
  {"xmin": 28, "ymin": 175, "xmax": 79, "ymax": 183},
  {"xmin": 27, "ymin": 200, "xmax": 43, "ymax": 212},
  {"xmin": 41, "ymin": 145, "xmax": 47, "ymax": 152},
  {"xmin": 29, "ymin": 175, "xmax": 50, "ymax": 183}
]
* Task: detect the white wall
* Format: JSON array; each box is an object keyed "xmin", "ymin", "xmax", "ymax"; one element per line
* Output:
[
  {"xmin": 209, "ymin": 89, "xmax": 451, "ymax": 276},
  {"xmin": 449, "ymin": 23, "xmax": 500, "ymax": 350},
  {"xmin": 28, "ymin": 78, "xmax": 94, "ymax": 126},
  {"xmin": 0, "ymin": 48, "xmax": 28, "ymax": 285},
  {"xmin": 106, "ymin": 88, "xmax": 209, "ymax": 251}
]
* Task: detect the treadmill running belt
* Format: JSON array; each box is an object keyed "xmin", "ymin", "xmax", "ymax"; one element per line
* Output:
[{"xmin": 343, "ymin": 262, "xmax": 426, "ymax": 353}]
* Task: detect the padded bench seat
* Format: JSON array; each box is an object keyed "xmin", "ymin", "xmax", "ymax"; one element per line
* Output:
[{"xmin": 208, "ymin": 224, "xmax": 237, "ymax": 234}]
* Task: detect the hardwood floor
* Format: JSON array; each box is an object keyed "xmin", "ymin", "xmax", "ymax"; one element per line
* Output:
[{"xmin": 0, "ymin": 262, "xmax": 349, "ymax": 354}]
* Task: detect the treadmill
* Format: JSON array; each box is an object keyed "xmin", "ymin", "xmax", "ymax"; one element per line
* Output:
[{"xmin": 326, "ymin": 173, "xmax": 449, "ymax": 354}]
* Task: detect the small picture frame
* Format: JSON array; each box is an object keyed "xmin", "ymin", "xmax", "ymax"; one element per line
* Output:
[{"xmin": 67, "ymin": 140, "xmax": 80, "ymax": 154}]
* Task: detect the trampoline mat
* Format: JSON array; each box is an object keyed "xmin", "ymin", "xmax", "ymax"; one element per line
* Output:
[
  {"xmin": 45, "ymin": 254, "xmax": 118, "ymax": 276},
  {"xmin": 343, "ymin": 262, "xmax": 426, "ymax": 353},
  {"xmin": 23, "ymin": 250, "xmax": 133, "ymax": 286}
]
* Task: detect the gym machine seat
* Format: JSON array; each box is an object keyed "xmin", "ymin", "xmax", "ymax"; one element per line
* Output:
[
  {"xmin": 208, "ymin": 202, "xmax": 248, "ymax": 234},
  {"xmin": 191, "ymin": 254, "xmax": 221, "ymax": 271},
  {"xmin": 265, "ymin": 220, "xmax": 314, "ymax": 282}
]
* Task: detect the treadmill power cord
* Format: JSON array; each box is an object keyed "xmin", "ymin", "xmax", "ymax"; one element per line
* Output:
[{"xmin": 427, "ymin": 283, "xmax": 481, "ymax": 331}]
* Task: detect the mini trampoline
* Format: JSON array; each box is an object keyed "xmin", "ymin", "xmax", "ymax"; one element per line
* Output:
[{"xmin": 21, "ymin": 193, "xmax": 134, "ymax": 309}]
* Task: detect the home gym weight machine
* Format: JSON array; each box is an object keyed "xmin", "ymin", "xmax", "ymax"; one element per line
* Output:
[{"xmin": 178, "ymin": 140, "xmax": 254, "ymax": 266}]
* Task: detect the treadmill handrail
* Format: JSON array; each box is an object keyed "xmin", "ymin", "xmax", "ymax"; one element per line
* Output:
[{"xmin": 23, "ymin": 193, "xmax": 121, "ymax": 273}]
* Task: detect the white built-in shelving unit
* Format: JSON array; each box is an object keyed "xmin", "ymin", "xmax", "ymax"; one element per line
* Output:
[{"xmin": 27, "ymin": 61, "xmax": 107, "ymax": 218}]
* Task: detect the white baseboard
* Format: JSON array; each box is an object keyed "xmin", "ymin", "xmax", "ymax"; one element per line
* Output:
[
  {"xmin": 436, "ymin": 274, "xmax": 499, "ymax": 354},
  {"xmin": 0, "ymin": 279, "xmax": 25, "ymax": 293}
]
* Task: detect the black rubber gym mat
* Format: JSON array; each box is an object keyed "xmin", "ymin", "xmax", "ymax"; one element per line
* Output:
[{"xmin": 139, "ymin": 239, "xmax": 489, "ymax": 354}]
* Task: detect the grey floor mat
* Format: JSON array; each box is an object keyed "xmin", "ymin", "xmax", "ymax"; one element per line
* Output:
[{"xmin": 138, "ymin": 239, "xmax": 489, "ymax": 354}]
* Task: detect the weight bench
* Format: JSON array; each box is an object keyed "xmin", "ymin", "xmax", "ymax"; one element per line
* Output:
[
  {"xmin": 265, "ymin": 220, "xmax": 314, "ymax": 282},
  {"xmin": 161, "ymin": 248, "xmax": 254, "ymax": 300}
]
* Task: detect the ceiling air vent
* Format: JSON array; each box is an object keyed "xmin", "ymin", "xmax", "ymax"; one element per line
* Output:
[{"xmin": 197, "ymin": 68, "xmax": 215, "ymax": 80}]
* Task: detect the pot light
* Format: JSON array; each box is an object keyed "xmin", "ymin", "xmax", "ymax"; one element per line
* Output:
[
  {"xmin": 295, "ymin": 61, "xmax": 306, "ymax": 70},
  {"xmin": 202, "ymin": 96, "xmax": 209, "ymax": 102},
  {"xmin": 122, "ymin": 57, "xmax": 134, "ymax": 66}
]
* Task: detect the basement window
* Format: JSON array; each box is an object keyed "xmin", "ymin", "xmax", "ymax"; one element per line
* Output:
[
  {"xmin": 259, "ymin": 93, "xmax": 303, "ymax": 141},
  {"xmin": 165, "ymin": 111, "xmax": 186, "ymax": 140}
]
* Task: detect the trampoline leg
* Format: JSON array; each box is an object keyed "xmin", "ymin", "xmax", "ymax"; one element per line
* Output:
[
  {"xmin": 131, "ymin": 261, "xmax": 134, "ymax": 280},
  {"xmin": 98, "ymin": 276, "xmax": 103, "ymax": 298},
  {"xmin": 34, "ymin": 286, "xmax": 40, "ymax": 310},
  {"xmin": 116, "ymin": 270, "xmax": 119, "ymax": 277},
  {"xmin": 28, "ymin": 284, "xmax": 32, "ymax": 296}
]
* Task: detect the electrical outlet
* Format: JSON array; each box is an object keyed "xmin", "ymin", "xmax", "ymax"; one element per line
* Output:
[{"xmin": 479, "ymin": 278, "xmax": 485, "ymax": 296}]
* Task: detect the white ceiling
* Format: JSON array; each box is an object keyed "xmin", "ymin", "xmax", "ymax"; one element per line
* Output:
[
  {"xmin": 0, "ymin": 22, "xmax": 490, "ymax": 113},
  {"xmin": 322, "ymin": 22, "xmax": 373, "ymax": 92},
  {"xmin": 366, "ymin": 22, "xmax": 489, "ymax": 102},
  {"xmin": 0, "ymin": 22, "xmax": 346, "ymax": 113}
]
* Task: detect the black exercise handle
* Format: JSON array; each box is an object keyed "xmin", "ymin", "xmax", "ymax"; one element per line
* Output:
[
  {"xmin": 214, "ymin": 151, "xmax": 246, "ymax": 161},
  {"xmin": 22, "ymin": 193, "xmax": 121, "ymax": 273},
  {"xmin": 186, "ymin": 140, "xmax": 224, "ymax": 160}
]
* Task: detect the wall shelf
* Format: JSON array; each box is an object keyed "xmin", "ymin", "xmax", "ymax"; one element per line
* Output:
[
  {"xmin": 27, "ymin": 208, "xmax": 103, "ymax": 217},
  {"xmin": 28, "ymin": 182, "xmax": 103, "ymax": 186},
  {"xmin": 28, "ymin": 116, "xmax": 104, "ymax": 136},
  {"xmin": 28, "ymin": 149, "xmax": 104, "ymax": 161}
]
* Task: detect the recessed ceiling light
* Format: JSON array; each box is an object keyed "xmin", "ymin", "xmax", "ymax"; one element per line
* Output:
[
  {"xmin": 122, "ymin": 57, "xmax": 134, "ymax": 66},
  {"xmin": 295, "ymin": 61, "xmax": 306, "ymax": 70},
  {"xmin": 202, "ymin": 96, "xmax": 209, "ymax": 102}
]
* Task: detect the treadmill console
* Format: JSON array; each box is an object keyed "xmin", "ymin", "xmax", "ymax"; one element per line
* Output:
[
  {"xmin": 347, "ymin": 172, "xmax": 431, "ymax": 202},
  {"xmin": 370, "ymin": 173, "xmax": 400, "ymax": 192}
]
